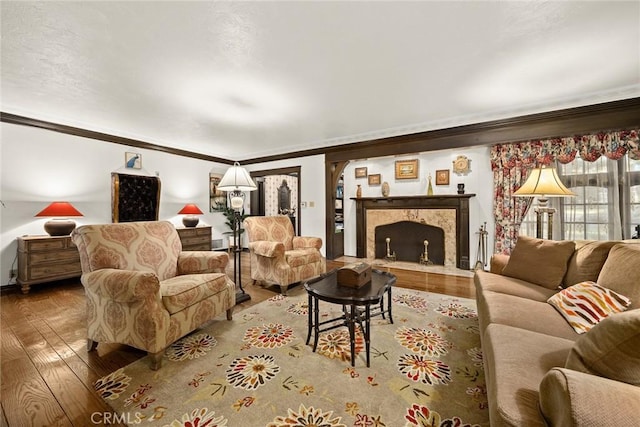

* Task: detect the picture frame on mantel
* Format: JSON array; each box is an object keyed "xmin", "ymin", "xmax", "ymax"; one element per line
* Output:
[
  {"xmin": 395, "ymin": 159, "xmax": 419, "ymax": 179},
  {"xmin": 368, "ymin": 174, "xmax": 381, "ymax": 186},
  {"xmin": 435, "ymin": 169, "xmax": 450, "ymax": 185},
  {"xmin": 355, "ymin": 167, "xmax": 368, "ymax": 178}
]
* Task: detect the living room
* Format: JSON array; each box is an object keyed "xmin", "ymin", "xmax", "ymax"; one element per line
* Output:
[{"xmin": 2, "ymin": 2, "xmax": 640, "ymax": 426}]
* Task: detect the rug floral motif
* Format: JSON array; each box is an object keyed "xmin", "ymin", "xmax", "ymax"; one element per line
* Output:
[{"xmin": 94, "ymin": 287, "xmax": 488, "ymax": 426}]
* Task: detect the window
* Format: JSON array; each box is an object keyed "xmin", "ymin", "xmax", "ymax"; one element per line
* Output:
[{"xmin": 519, "ymin": 155, "xmax": 639, "ymax": 240}]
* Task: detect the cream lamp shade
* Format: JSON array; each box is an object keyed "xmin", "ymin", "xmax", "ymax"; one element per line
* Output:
[
  {"xmin": 35, "ymin": 201, "xmax": 83, "ymax": 236},
  {"xmin": 218, "ymin": 162, "xmax": 257, "ymax": 211},
  {"xmin": 177, "ymin": 203, "xmax": 204, "ymax": 227},
  {"xmin": 513, "ymin": 166, "xmax": 576, "ymax": 197}
]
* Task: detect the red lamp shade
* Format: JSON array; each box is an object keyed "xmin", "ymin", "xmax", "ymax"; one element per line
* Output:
[
  {"xmin": 177, "ymin": 204, "xmax": 204, "ymax": 215},
  {"xmin": 178, "ymin": 204, "xmax": 203, "ymax": 227},
  {"xmin": 35, "ymin": 202, "xmax": 83, "ymax": 236}
]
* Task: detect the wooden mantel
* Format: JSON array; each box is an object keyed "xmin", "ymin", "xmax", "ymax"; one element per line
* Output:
[{"xmin": 351, "ymin": 194, "xmax": 476, "ymax": 269}]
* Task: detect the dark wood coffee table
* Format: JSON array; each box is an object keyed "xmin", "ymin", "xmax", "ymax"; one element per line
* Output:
[{"xmin": 303, "ymin": 268, "xmax": 396, "ymax": 367}]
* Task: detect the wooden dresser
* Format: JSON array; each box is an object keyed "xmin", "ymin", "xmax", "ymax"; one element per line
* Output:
[
  {"xmin": 176, "ymin": 226, "xmax": 212, "ymax": 251},
  {"xmin": 17, "ymin": 235, "xmax": 82, "ymax": 294}
]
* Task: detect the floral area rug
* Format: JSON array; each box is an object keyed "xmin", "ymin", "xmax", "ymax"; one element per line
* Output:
[{"xmin": 95, "ymin": 287, "xmax": 488, "ymax": 426}]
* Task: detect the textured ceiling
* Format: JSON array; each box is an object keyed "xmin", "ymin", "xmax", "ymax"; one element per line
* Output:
[{"xmin": 2, "ymin": 1, "xmax": 639, "ymax": 161}]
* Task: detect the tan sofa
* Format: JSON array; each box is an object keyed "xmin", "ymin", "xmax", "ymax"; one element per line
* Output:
[{"xmin": 475, "ymin": 237, "xmax": 640, "ymax": 426}]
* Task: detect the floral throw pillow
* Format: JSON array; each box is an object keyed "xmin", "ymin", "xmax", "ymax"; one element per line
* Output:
[{"xmin": 547, "ymin": 281, "xmax": 631, "ymax": 334}]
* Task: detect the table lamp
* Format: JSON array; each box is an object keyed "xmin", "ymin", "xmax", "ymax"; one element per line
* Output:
[
  {"xmin": 513, "ymin": 166, "xmax": 575, "ymax": 239},
  {"xmin": 178, "ymin": 203, "xmax": 203, "ymax": 227},
  {"xmin": 35, "ymin": 201, "xmax": 83, "ymax": 236}
]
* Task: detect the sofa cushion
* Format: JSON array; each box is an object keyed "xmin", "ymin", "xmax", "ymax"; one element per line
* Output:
[
  {"xmin": 547, "ymin": 281, "xmax": 631, "ymax": 334},
  {"xmin": 478, "ymin": 291, "xmax": 579, "ymax": 340},
  {"xmin": 565, "ymin": 309, "xmax": 640, "ymax": 385},
  {"xmin": 474, "ymin": 270, "xmax": 558, "ymax": 302},
  {"xmin": 597, "ymin": 243, "xmax": 640, "ymax": 309},
  {"xmin": 501, "ymin": 236, "xmax": 575, "ymax": 289},
  {"xmin": 483, "ymin": 324, "xmax": 574, "ymax": 427},
  {"xmin": 160, "ymin": 273, "xmax": 231, "ymax": 314},
  {"xmin": 562, "ymin": 240, "xmax": 620, "ymax": 287}
]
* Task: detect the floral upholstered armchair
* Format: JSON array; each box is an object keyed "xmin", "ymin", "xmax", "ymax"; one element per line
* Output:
[
  {"xmin": 71, "ymin": 221, "xmax": 235, "ymax": 370},
  {"xmin": 243, "ymin": 215, "xmax": 325, "ymax": 295}
]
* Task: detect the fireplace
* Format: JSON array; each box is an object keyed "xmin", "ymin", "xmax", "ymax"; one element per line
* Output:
[
  {"xmin": 375, "ymin": 221, "xmax": 445, "ymax": 265},
  {"xmin": 352, "ymin": 195, "xmax": 475, "ymax": 269}
]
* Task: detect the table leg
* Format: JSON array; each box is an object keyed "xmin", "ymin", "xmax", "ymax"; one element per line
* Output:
[
  {"xmin": 306, "ymin": 293, "xmax": 313, "ymax": 345},
  {"xmin": 387, "ymin": 286, "xmax": 393, "ymax": 324},
  {"xmin": 365, "ymin": 305, "xmax": 371, "ymax": 367},
  {"xmin": 313, "ymin": 296, "xmax": 320, "ymax": 352},
  {"xmin": 349, "ymin": 304, "xmax": 356, "ymax": 367},
  {"xmin": 380, "ymin": 294, "xmax": 386, "ymax": 320}
]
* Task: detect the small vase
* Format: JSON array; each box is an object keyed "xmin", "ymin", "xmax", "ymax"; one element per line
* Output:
[
  {"xmin": 356, "ymin": 184, "xmax": 362, "ymax": 198},
  {"xmin": 427, "ymin": 175, "xmax": 434, "ymax": 195},
  {"xmin": 381, "ymin": 181, "xmax": 390, "ymax": 197},
  {"xmin": 457, "ymin": 183, "xmax": 465, "ymax": 194}
]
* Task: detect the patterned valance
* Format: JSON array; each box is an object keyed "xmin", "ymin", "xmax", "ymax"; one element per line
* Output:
[{"xmin": 491, "ymin": 129, "xmax": 639, "ymax": 170}]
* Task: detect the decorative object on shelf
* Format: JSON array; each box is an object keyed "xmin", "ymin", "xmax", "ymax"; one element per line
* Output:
[
  {"xmin": 384, "ymin": 237, "xmax": 396, "ymax": 261},
  {"xmin": 427, "ymin": 174, "xmax": 434, "ymax": 195},
  {"xmin": 209, "ymin": 172, "xmax": 226, "ymax": 212},
  {"xmin": 356, "ymin": 184, "xmax": 362, "ymax": 198},
  {"xmin": 355, "ymin": 167, "xmax": 368, "ymax": 178},
  {"xmin": 419, "ymin": 239, "xmax": 433, "ymax": 265},
  {"xmin": 435, "ymin": 169, "xmax": 450, "ymax": 185},
  {"xmin": 395, "ymin": 159, "xmax": 419, "ymax": 180},
  {"xmin": 125, "ymin": 152, "xmax": 142, "ymax": 169},
  {"xmin": 218, "ymin": 161, "xmax": 257, "ymax": 304},
  {"xmin": 453, "ymin": 155, "xmax": 470, "ymax": 175},
  {"xmin": 368, "ymin": 174, "xmax": 381, "ymax": 185},
  {"xmin": 381, "ymin": 181, "xmax": 390, "ymax": 197},
  {"xmin": 177, "ymin": 203, "xmax": 204, "ymax": 227},
  {"xmin": 457, "ymin": 183, "xmax": 466, "ymax": 194},
  {"xmin": 513, "ymin": 166, "xmax": 575, "ymax": 240},
  {"xmin": 35, "ymin": 201, "xmax": 84, "ymax": 236}
]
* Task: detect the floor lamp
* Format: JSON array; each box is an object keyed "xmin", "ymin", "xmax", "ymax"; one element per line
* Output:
[
  {"xmin": 514, "ymin": 166, "xmax": 575, "ymax": 240},
  {"xmin": 218, "ymin": 162, "xmax": 257, "ymax": 304}
]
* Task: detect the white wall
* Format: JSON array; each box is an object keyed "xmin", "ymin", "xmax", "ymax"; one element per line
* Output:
[
  {"xmin": 0, "ymin": 123, "xmax": 231, "ymax": 286},
  {"xmin": 341, "ymin": 146, "xmax": 495, "ymax": 264}
]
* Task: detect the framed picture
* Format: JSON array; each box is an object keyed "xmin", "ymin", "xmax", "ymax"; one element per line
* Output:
[
  {"xmin": 209, "ymin": 173, "xmax": 226, "ymax": 212},
  {"xmin": 368, "ymin": 174, "xmax": 381, "ymax": 186},
  {"xmin": 436, "ymin": 169, "xmax": 450, "ymax": 185},
  {"xmin": 355, "ymin": 167, "xmax": 368, "ymax": 178},
  {"xmin": 395, "ymin": 159, "xmax": 419, "ymax": 180},
  {"xmin": 125, "ymin": 152, "xmax": 141, "ymax": 169}
]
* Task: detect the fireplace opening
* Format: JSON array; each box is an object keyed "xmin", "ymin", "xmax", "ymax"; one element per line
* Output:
[{"xmin": 375, "ymin": 221, "xmax": 445, "ymax": 265}]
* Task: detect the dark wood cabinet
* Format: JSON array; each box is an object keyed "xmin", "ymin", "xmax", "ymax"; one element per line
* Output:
[
  {"xmin": 176, "ymin": 226, "xmax": 212, "ymax": 251},
  {"xmin": 17, "ymin": 235, "xmax": 82, "ymax": 294}
]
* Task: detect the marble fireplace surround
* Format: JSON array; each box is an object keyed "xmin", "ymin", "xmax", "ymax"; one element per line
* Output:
[{"xmin": 352, "ymin": 195, "xmax": 475, "ymax": 270}]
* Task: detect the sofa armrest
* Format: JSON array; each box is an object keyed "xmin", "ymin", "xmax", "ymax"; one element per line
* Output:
[
  {"xmin": 81, "ymin": 269, "xmax": 160, "ymax": 302},
  {"xmin": 249, "ymin": 241, "xmax": 285, "ymax": 258},
  {"xmin": 178, "ymin": 251, "xmax": 229, "ymax": 274},
  {"xmin": 293, "ymin": 236, "xmax": 322, "ymax": 250},
  {"xmin": 540, "ymin": 368, "xmax": 640, "ymax": 426},
  {"xmin": 489, "ymin": 254, "xmax": 510, "ymax": 274}
]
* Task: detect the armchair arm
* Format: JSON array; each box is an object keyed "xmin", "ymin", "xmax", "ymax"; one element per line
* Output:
[
  {"xmin": 539, "ymin": 368, "xmax": 640, "ymax": 426},
  {"xmin": 178, "ymin": 251, "xmax": 229, "ymax": 274},
  {"xmin": 293, "ymin": 236, "xmax": 323, "ymax": 250},
  {"xmin": 80, "ymin": 269, "xmax": 160, "ymax": 302},
  {"xmin": 249, "ymin": 241, "xmax": 285, "ymax": 258},
  {"xmin": 489, "ymin": 254, "xmax": 510, "ymax": 274}
]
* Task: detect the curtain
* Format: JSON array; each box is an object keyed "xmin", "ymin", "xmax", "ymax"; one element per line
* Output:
[{"xmin": 491, "ymin": 129, "xmax": 639, "ymax": 253}]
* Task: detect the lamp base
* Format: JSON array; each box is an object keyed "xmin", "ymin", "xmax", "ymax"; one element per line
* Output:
[
  {"xmin": 182, "ymin": 216, "xmax": 199, "ymax": 227},
  {"xmin": 44, "ymin": 219, "xmax": 77, "ymax": 236},
  {"xmin": 235, "ymin": 290, "xmax": 251, "ymax": 304}
]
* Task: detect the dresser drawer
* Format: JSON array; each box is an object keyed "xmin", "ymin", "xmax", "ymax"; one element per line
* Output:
[
  {"xmin": 29, "ymin": 248, "xmax": 79, "ymax": 264},
  {"xmin": 29, "ymin": 262, "xmax": 82, "ymax": 280}
]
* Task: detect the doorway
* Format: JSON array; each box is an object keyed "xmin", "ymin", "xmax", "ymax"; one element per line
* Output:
[{"xmin": 250, "ymin": 166, "xmax": 301, "ymax": 235}]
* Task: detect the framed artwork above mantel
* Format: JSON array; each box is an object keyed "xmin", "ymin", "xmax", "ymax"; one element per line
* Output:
[{"xmin": 395, "ymin": 159, "xmax": 419, "ymax": 179}]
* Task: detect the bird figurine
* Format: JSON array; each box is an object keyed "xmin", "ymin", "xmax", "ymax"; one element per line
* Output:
[{"xmin": 126, "ymin": 154, "xmax": 140, "ymax": 168}]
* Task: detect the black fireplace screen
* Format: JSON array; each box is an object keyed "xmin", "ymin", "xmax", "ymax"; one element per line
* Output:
[
  {"xmin": 111, "ymin": 173, "xmax": 161, "ymax": 223},
  {"xmin": 375, "ymin": 221, "xmax": 445, "ymax": 264}
]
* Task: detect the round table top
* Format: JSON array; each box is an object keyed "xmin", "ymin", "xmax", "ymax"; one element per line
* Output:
[{"xmin": 303, "ymin": 268, "xmax": 396, "ymax": 305}]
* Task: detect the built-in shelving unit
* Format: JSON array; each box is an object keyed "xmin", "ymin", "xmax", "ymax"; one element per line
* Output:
[{"xmin": 335, "ymin": 174, "xmax": 344, "ymax": 233}]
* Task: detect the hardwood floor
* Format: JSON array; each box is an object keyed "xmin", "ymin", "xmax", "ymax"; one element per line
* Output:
[{"xmin": 0, "ymin": 255, "xmax": 475, "ymax": 426}]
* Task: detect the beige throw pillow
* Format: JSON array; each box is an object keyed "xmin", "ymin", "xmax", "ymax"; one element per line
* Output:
[
  {"xmin": 562, "ymin": 240, "xmax": 619, "ymax": 287},
  {"xmin": 502, "ymin": 236, "xmax": 575, "ymax": 289},
  {"xmin": 597, "ymin": 244, "xmax": 640, "ymax": 309},
  {"xmin": 565, "ymin": 309, "xmax": 640, "ymax": 386}
]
